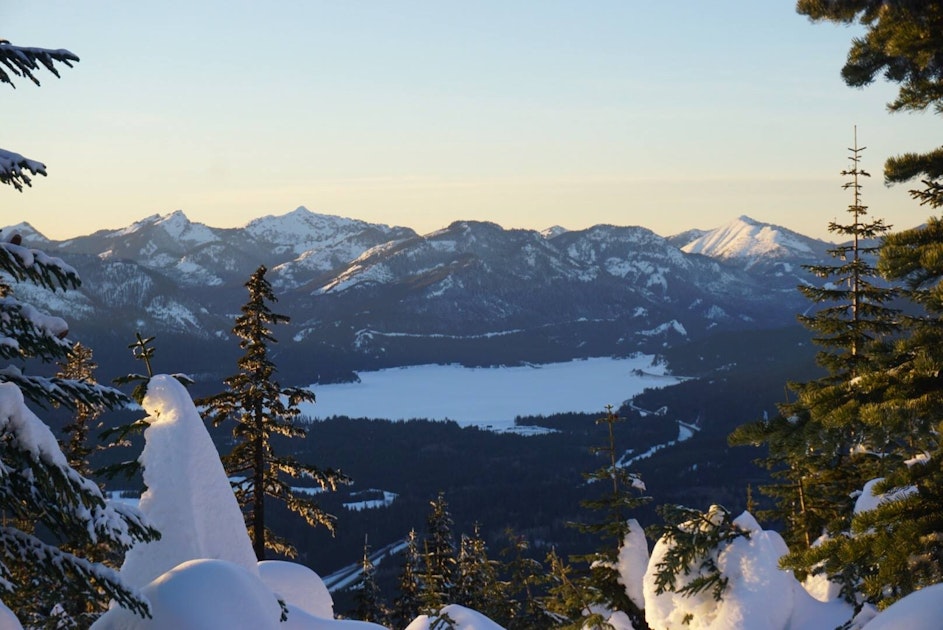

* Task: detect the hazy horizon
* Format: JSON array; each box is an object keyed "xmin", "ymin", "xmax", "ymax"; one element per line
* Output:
[{"xmin": 7, "ymin": 2, "xmax": 939, "ymax": 242}]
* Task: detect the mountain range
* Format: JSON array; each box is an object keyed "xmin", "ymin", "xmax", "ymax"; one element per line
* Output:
[{"xmin": 2, "ymin": 208, "xmax": 835, "ymax": 387}]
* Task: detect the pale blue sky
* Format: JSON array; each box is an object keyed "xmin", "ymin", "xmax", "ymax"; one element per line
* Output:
[{"xmin": 4, "ymin": 2, "xmax": 939, "ymax": 240}]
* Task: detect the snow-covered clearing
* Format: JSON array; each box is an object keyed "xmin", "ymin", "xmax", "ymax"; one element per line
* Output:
[{"xmin": 301, "ymin": 355, "xmax": 682, "ymax": 431}]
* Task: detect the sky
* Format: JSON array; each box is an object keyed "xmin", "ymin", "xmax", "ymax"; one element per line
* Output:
[{"xmin": 4, "ymin": 1, "xmax": 941, "ymax": 242}]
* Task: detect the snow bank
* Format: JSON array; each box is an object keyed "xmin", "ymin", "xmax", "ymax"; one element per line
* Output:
[
  {"xmin": 93, "ymin": 376, "xmax": 385, "ymax": 629},
  {"xmin": 258, "ymin": 560, "xmax": 334, "ymax": 618},
  {"xmin": 642, "ymin": 511, "xmax": 852, "ymax": 630},
  {"xmin": 618, "ymin": 519, "xmax": 649, "ymax": 610},
  {"xmin": 118, "ymin": 375, "xmax": 259, "ymax": 589},
  {"xmin": 405, "ymin": 604, "xmax": 504, "ymax": 630},
  {"xmin": 93, "ymin": 559, "xmax": 282, "ymax": 630},
  {"xmin": 862, "ymin": 583, "xmax": 943, "ymax": 630},
  {"xmin": 0, "ymin": 600, "xmax": 22, "ymax": 630}
]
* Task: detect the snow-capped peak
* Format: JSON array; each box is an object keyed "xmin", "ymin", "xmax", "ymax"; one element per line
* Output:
[
  {"xmin": 541, "ymin": 225, "xmax": 568, "ymax": 239},
  {"xmin": 681, "ymin": 215, "xmax": 816, "ymax": 262},
  {"xmin": 0, "ymin": 221, "xmax": 50, "ymax": 245}
]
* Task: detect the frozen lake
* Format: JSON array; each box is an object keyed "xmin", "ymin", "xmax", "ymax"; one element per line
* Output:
[{"xmin": 299, "ymin": 355, "xmax": 682, "ymax": 431}]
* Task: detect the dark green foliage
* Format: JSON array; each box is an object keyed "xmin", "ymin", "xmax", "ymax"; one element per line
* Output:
[
  {"xmin": 454, "ymin": 523, "xmax": 503, "ymax": 619},
  {"xmin": 495, "ymin": 530, "xmax": 554, "ymax": 630},
  {"xmin": 730, "ymin": 135, "xmax": 898, "ymax": 584},
  {"xmin": 354, "ymin": 536, "xmax": 388, "ymax": 625},
  {"xmin": 198, "ymin": 265, "xmax": 349, "ymax": 560},
  {"xmin": 544, "ymin": 548, "xmax": 611, "ymax": 630},
  {"xmin": 648, "ymin": 504, "xmax": 749, "ymax": 602},
  {"xmin": 56, "ymin": 342, "xmax": 102, "ymax": 478},
  {"xmin": 543, "ymin": 407, "xmax": 651, "ymax": 629},
  {"xmin": 797, "ymin": 1, "xmax": 943, "ymax": 207},
  {"xmin": 392, "ymin": 529, "xmax": 424, "ymax": 628},
  {"xmin": 801, "ymin": 216, "xmax": 943, "ymax": 608},
  {"xmin": 421, "ymin": 492, "xmax": 457, "ymax": 610}
]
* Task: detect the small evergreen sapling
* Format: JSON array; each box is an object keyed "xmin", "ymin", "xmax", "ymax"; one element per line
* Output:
[
  {"xmin": 393, "ymin": 528, "xmax": 424, "ymax": 628},
  {"xmin": 354, "ymin": 535, "xmax": 387, "ymax": 624}
]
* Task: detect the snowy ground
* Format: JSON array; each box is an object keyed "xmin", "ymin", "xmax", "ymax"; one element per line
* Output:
[{"xmin": 300, "ymin": 356, "xmax": 682, "ymax": 431}]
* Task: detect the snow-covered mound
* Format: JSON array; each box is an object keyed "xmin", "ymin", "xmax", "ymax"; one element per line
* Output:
[
  {"xmin": 862, "ymin": 583, "xmax": 943, "ymax": 629},
  {"xmin": 258, "ymin": 560, "xmax": 334, "ymax": 618},
  {"xmin": 681, "ymin": 216, "xmax": 818, "ymax": 266},
  {"xmin": 92, "ymin": 375, "xmax": 384, "ymax": 629},
  {"xmin": 617, "ymin": 519, "xmax": 649, "ymax": 611},
  {"xmin": 92, "ymin": 559, "xmax": 283, "ymax": 630},
  {"xmin": 118, "ymin": 375, "xmax": 259, "ymax": 589},
  {"xmin": 405, "ymin": 604, "xmax": 505, "ymax": 630},
  {"xmin": 0, "ymin": 601, "xmax": 22, "ymax": 630},
  {"xmin": 642, "ymin": 511, "xmax": 851, "ymax": 630}
]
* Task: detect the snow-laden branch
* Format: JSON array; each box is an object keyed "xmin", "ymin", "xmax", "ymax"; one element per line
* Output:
[
  {"xmin": 0, "ymin": 41, "xmax": 79, "ymax": 88},
  {"xmin": 0, "ymin": 148, "xmax": 46, "ymax": 192}
]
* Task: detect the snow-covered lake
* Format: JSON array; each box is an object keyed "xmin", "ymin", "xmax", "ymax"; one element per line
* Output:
[{"xmin": 299, "ymin": 355, "xmax": 682, "ymax": 431}]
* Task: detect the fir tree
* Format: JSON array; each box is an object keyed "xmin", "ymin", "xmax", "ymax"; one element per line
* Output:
[
  {"xmin": 0, "ymin": 40, "xmax": 158, "ymax": 625},
  {"xmin": 198, "ymin": 265, "xmax": 349, "ymax": 560},
  {"xmin": 454, "ymin": 523, "xmax": 501, "ymax": 618},
  {"xmin": 354, "ymin": 536, "xmax": 387, "ymax": 625},
  {"xmin": 496, "ymin": 530, "xmax": 553, "ymax": 630},
  {"xmin": 421, "ymin": 491, "xmax": 457, "ymax": 610},
  {"xmin": 104, "ymin": 333, "xmax": 191, "ymax": 482},
  {"xmin": 798, "ymin": 214, "xmax": 943, "ymax": 608},
  {"xmin": 544, "ymin": 549, "xmax": 608, "ymax": 630},
  {"xmin": 393, "ymin": 528, "xmax": 424, "ymax": 628},
  {"xmin": 557, "ymin": 406, "xmax": 651, "ymax": 629},
  {"xmin": 56, "ymin": 342, "xmax": 102, "ymax": 478},
  {"xmin": 797, "ymin": 1, "xmax": 943, "ymax": 208},
  {"xmin": 730, "ymin": 133, "xmax": 898, "ymax": 581}
]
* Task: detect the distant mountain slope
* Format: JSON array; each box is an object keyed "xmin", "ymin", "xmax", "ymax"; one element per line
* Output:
[
  {"xmin": 678, "ymin": 215, "xmax": 828, "ymax": 268},
  {"xmin": 1, "ymin": 210, "xmax": 835, "ymax": 384}
]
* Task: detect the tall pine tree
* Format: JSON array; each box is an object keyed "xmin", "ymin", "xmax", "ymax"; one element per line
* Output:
[{"xmin": 198, "ymin": 265, "xmax": 349, "ymax": 560}]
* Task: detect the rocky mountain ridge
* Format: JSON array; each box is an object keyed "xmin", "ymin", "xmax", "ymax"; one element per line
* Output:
[{"xmin": 2, "ymin": 208, "xmax": 837, "ymax": 385}]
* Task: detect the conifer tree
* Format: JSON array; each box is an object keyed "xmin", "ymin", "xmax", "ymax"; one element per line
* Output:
[
  {"xmin": 797, "ymin": 1, "xmax": 943, "ymax": 208},
  {"xmin": 354, "ymin": 536, "xmax": 387, "ymax": 625},
  {"xmin": 393, "ymin": 528, "xmax": 424, "ymax": 628},
  {"xmin": 560, "ymin": 406, "xmax": 651, "ymax": 629},
  {"xmin": 497, "ymin": 531, "xmax": 553, "ymax": 630},
  {"xmin": 0, "ymin": 240, "xmax": 159, "ymax": 622},
  {"xmin": 797, "ymin": 215, "xmax": 943, "ymax": 608},
  {"xmin": 198, "ymin": 265, "xmax": 349, "ymax": 560},
  {"xmin": 454, "ymin": 523, "xmax": 501, "ymax": 618},
  {"xmin": 56, "ymin": 342, "xmax": 101, "ymax": 478},
  {"xmin": 421, "ymin": 491, "xmax": 457, "ymax": 609},
  {"xmin": 730, "ymin": 133, "xmax": 898, "ymax": 578},
  {"xmin": 0, "ymin": 40, "xmax": 158, "ymax": 625},
  {"xmin": 104, "ymin": 333, "xmax": 191, "ymax": 483}
]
